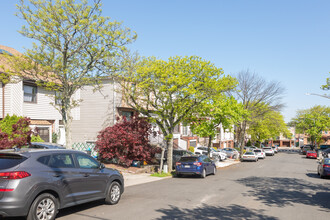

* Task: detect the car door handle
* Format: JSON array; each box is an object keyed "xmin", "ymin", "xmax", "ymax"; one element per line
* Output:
[
  {"xmin": 53, "ymin": 174, "xmax": 61, "ymax": 177},
  {"xmin": 84, "ymin": 174, "xmax": 90, "ymax": 177}
]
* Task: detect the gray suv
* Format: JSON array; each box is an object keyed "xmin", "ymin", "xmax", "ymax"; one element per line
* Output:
[{"xmin": 0, "ymin": 148, "xmax": 124, "ymax": 220}]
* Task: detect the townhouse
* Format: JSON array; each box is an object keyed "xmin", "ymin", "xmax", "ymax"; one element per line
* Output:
[{"xmin": 0, "ymin": 45, "xmax": 63, "ymax": 143}]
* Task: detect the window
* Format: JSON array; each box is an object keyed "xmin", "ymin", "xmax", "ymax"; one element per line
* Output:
[
  {"xmin": 49, "ymin": 154, "xmax": 74, "ymax": 168},
  {"xmin": 55, "ymin": 91, "xmax": 62, "ymax": 105},
  {"xmin": 37, "ymin": 127, "xmax": 50, "ymax": 142},
  {"xmin": 121, "ymin": 111, "xmax": 133, "ymax": 121},
  {"xmin": 37, "ymin": 156, "xmax": 51, "ymax": 165},
  {"xmin": 182, "ymin": 126, "xmax": 188, "ymax": 136},
  {"xmin": 23, "ymin": 84, "xmax": 37, "ymax": 103},
  {"xmin": 76, "ymin": 154, "xmax": 99, "ymax": 169}
]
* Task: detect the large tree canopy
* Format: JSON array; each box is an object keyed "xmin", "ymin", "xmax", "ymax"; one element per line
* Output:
[
  {"xmin": 189, "ymin": 95, "xmax": 246, "ymax": 155},
  {"xmin": 120, "ymin": 56, "xmax": 237, "ymax": 172},
  {"xmin": 247, "ymin": 104, "xmax": 290, "ymax": 145},
  {"xmin": 1, "ymin": 0, "xmax": 136, "ymax": 147},
  {"xmin": 291, "ymin": 105, "xmax": 330, "ymax": 145}
]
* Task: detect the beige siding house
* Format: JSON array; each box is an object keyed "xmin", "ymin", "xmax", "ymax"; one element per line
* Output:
[
  {"xmin": 0, "ymin": 45, "xmax": 62, "ymax": 142},
  {"xmin": 71, "ymin": 79, "xmax": 123, "ymax": 144}
]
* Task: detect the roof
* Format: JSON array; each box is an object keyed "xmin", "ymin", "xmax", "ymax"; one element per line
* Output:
[{"xmin": 0, "ymin": 45, "xmax": 61, "ymax": 84}]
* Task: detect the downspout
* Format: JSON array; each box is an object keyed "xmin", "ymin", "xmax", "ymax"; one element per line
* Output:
[{"xmin": 2, "ymin": 82, "xmax": 4, "ymax": 118}]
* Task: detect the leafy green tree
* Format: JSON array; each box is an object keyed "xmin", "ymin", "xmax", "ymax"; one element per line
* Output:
[
  {"xmin": 1, "ymin": 0, "xmax": 136, "ymax": 148},
  {"xmin": 321, "ymin": 72, "xmax": 330, "ymax": 90},
  {"xmin": 291, "ymin": 105, "xmax": 330, "ymax": 146},
  {"xmin": 248, "ymin": 106, "xmax": 290, "ymax": 145},
  {"xmin": 189, "ymin": 95, "xmax": 246, "ymax": 156},
  {"xmin": 120, "ymin": 56, "xmax": 237, "ymax": 172}
]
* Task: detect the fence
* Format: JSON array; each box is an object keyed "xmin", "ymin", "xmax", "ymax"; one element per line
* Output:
[{"xmin": 71, "ymin": 143, "xmax": 98, "ymax": 157}]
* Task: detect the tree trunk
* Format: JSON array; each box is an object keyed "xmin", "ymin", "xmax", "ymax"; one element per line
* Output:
[
  {"xmin": 239, "ymin": 121, "xmax": 247, "ymax": 158},
  {"xmin": 166, "ymin": 138, "xmax": 174, "ymax": 173},
  {"xmin": 159, "ymin": 147, "xmax": 165, "ymax": 173},
  {"xmin": 207, "ymin": 135, "xmax": 213, "ymax": 157},
  {"xmin": 62, "ymin": 107, "xmax": 73, "ymax": 149}
]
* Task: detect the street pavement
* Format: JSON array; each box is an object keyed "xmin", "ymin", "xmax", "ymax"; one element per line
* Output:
[
  {"xmin": 56, "ymin": 151, "xmax": 329, "ymax": 220},
  {"xmin": 124, "ymin": 158, "xmax": 240, "ymax": 187}
]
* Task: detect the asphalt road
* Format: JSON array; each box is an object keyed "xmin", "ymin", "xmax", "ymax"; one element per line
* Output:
[{"xmin": 56, "ymin": 150, "xmax": 330, "ymax": 220}]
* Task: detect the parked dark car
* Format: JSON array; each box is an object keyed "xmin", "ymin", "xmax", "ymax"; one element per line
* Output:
[
  {"xmin": 317, "ymin": 158, "xmax": 330, "ymax": 178},
  {"xmin": 155, "ymin": 149, "xmax": 194, "ymax": 169},
  {"xmin": 301, "ymin": 145, "xmax": 314, "ymax": 155},
  {"xmin": 28, "ymin": 142, "xmax": 65, "ymax": 149},
  {"xmin": 175, "ymin": 155, "xmax": 216, "ymax": 178},
  {"xmin": 0, "ymin": 148, "xmax": 124, "ymax": 219},
  {"xmin": 319, "ymin": 144, "xmax": 330, "ymax": 151}
]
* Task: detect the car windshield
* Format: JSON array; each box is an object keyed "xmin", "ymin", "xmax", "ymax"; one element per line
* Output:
[
  {"xmin": 254, "ymin": 150, "xmax": 261, "ymax": 152},
  {"xmin": 179, "ymin": 157, "xmax": 199, "ymax": 162},
  {"xmin": 324, "ymin": 158, "xmax": 330, "ymax": 164}
]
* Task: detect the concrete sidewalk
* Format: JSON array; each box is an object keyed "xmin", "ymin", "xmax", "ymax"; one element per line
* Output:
[{"xmin": 123, "ymin": 159, "xmax": 240, "ymax": 187}]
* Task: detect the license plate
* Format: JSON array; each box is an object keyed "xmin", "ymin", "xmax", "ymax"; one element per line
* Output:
[{"xmin": 184, "ymin": 165, "xmax": 190, "ymax": 168}]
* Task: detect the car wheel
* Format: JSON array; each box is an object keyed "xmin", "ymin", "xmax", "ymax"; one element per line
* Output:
[
  {"xmin": 212, "ymin": 166, "xmax": 216, "ymax": 175},
  {"xmin": 201, "ymin": 169, "xmax": 206, "ymax": 178},
  {"xmin": 27, "ymin": 193, "xmax": 58, "ymax": 220},
  {"xmin": 176, "ymin": 173, "xmax": 182, "ymax": 177},
  {"xmin": 105, "ymin": 181, "xmax": 122, "ymax": 205}
]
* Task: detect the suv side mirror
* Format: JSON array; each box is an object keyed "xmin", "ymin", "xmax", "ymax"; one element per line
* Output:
[{"xmin": 99, "ymin": 163, "xmax": 105, "ymax": 169}]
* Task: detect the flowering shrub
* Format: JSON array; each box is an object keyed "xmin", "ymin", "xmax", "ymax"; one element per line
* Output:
[
  {"xmin": 96, "ymin": 114, "xmax": 157, "ymax": 167},
  {"xmin": 0, "ymin": 116, "xmax": 32, "ymax": 149}
]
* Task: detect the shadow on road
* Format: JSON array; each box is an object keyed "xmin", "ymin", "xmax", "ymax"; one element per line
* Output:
[
  {"xmin": 155, "ymin": 204, "xmax": 278, "ymax": 220},
  {"xmin": 157, "ymin": 204, "xmax": 278, "ymax": 220},
  {"xmin": 236, "ymin": 177, "xmax": 330, "ymax": 211},
  {"xmin": 56, "ymin": 200, "xmax": 106, "ymax": 219},
  {"xmin": 305, "ymin": 172, "xmax": 321, "ymax": 179}
]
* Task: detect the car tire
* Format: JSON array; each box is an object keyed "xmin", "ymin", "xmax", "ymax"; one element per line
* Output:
[
  {"xmin": 212, "ymin": 167, "xmax": 216, "ymax": 175},
  {"xmin": 105, "ymin": 181, "xmax": 122, "ymax": 205},
  {"xmin": 27, "ymin": 193, "xmax": 58, "ymax": 220},
  {"xmin": 176, "ymin": 173, "xmax": 182, "ymax": 177},
  {"xmin": 201, "ymin": 169, "xmax": 206, "ymax": 178}
]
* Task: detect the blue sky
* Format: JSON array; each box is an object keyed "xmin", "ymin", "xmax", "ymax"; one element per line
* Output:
[{"xmin": 1, "ymin": 0, "xmax": 329, "ymax": 122}]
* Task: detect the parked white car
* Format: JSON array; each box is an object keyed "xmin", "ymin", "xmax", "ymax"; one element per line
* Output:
[
  {"xmin": 194, "ymin": 147, "xmax": 227, "ymax": 161},
  {"xmin": 194, "ymin": 146, "xmax": 208, "ymax": 156},
  {"xmin": 263, "ymin": 147, "xmax": 275, "ymax": 156},
  {"xmin": 242, "ymin": 151, "xmax": 258, "ymax": 162},
  {"xmin": 253, "ymin": 148, "xmax": 266, "ymax": 159},
  {"xmin": 213, "ymin": 148, "xmax": 227, "ymax": 161}
]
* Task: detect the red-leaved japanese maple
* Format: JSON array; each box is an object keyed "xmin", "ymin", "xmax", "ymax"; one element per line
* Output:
[
  {"xmin": 0, "ymin": 117, "xmax": 32, "ymax": 149},
  {"xmin": 95, "ymin": 114, "xmax": 157, "ymax": 167}
]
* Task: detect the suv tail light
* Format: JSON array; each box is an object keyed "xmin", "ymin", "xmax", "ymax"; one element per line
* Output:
[
  {"xmin": 323, "ymin": 165, "xmax": 330, "ymax": 168},
  {"xmin": 193, "ymin": 162, "xmax": 202, "ymax": 166},
  {"xmin": 0, "ymin": 171, "xmax": 31, "ymax": 179},
  {"xmin": 176, "ymin": 162, "xmax": 181, "ymax": 166}
]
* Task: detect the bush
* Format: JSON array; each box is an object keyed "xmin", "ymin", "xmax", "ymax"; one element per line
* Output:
[
  {"xmin": 31, "ymin": 135, "xmax": 44, "ymax": 142},
  {"xmin": 0, "ymin": 115, "xmax": 32, "ymax": 149},
  {"xmin": 189, "ymin": 146, "xmax": 195, "ymax": 153},
  {"xmin": 95, "ymin": 113, "xmax": 157, "ymax": 167}
]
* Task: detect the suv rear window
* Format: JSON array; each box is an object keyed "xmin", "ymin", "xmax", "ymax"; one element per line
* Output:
[
  {"xmin": 0, "ymin": 154, "xmax": 27, "ymax": 169},
  {"xmin": 179, "ymin": 157, "xmax": 199, "ymax": 162}
]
